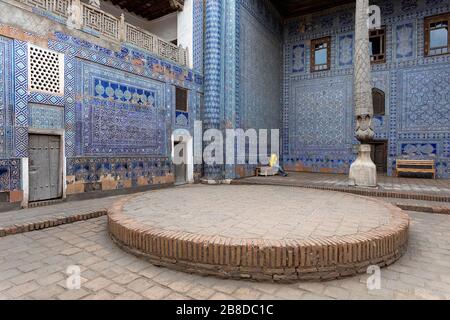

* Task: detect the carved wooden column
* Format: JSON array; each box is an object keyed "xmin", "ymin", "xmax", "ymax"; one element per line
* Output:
[{"xmin": 349, "ymin": 0, "xmax": 377, "ymax": 187}]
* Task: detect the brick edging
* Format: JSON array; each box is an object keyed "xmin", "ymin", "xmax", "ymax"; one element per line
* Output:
[
  {"xmin": 108, "ymin": 195, "xmax": 410, "ymax": 282},
  {"xmin": 231, "ymin": 180, "xmax": 450, "ymax": 203},
  {"xmin": 395, "ymin": 204, "xmax": 450, "ymax": 215},
  {"xmin": 0, "ymin": 210, "xmax": 107, "ymax": 238}
]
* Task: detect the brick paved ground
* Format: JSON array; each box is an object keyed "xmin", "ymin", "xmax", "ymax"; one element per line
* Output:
[
  {"xmin": 1, "ymin": 172, "xmax": 449, "ymax": 236},
  {"xmin": 122, "ymin": 185, "xmax": 393, "ymax": 239},
  {"xmin": 0, "ymin": 210, "xmax": 449, "ymax": 300},
  {"xmin": 236, "ymin": 172, "xmax": 450, "ymax": 200},
  {"xmin": 0, "ymin": 196, "xmax": 123, "ymax": 230},
  {"xmin": 110, "ymin": 185, "xmax": 408, "ymax": 281}
]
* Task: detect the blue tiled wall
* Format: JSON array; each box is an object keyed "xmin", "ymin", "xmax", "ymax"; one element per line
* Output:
[
  {"xmin": 232, "ymin": 0, "xmax": 283, "ymax": 178},
  {"xmin": 0, "ymin": 26, "xmax": 204, "ymax": 193},
  {"xmin": 0, "ymin": 36, "xmax": 20, "ymax": 191},
  {"xmin": 193, "ymin": 0, "xmax": 204, "ymax": 73},
  {"xmin": 55, "ymin": 33, "xmax": 203, "ymax": 190},
  {"xmin": 29, "ymin": 104, "xmax": 64, "ymax": 130},
  {"xmin": 238, "ymin": 0, "xmax": 282, "ymax": 131},
  {"xmin": 0, "ymin": 36, "xmax": 12, "ymax": 158},
  {"xmin": 283, "ymin": 0, "xmax": 450, "ymax": 178}
]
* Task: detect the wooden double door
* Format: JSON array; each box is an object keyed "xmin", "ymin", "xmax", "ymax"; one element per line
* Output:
[{"xmin": 29, "ymin": 134, "xmax": 62, "ymax": 202}]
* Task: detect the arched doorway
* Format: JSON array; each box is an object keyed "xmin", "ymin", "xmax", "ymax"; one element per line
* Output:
[{"xmin": 172, "ymin": 129, "xmax": 194, "ymax": 185}]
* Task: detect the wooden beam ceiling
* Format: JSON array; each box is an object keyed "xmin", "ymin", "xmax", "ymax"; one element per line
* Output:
[
  {"xmin": 270, "ymin": 0, "xmax": 354, "ymax": 18},
  {"xmin": 109, "ymin": 0, "xmax": 184, "ymax": 21}
]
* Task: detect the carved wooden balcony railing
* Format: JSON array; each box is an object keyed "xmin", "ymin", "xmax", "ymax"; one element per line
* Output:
[
  {"xmin": 82, "ymin": 2, "xmax": 120, "ymax": 40},
  {"xmin": 12, "ymin": 0, "xmax": 189, "ymax": 66}
]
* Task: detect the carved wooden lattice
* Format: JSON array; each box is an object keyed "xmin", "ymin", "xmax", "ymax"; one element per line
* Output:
[
  {"xmin": 51, "ymin": 0, "xmax": 72, "ymax": 18},
  {"xmin": 19, "ymin": 0, "xmax": 73, "ymax": 18},
  {"xmin": 14, "ymin": 0, "xmax": 189, "ymax": 66},
  {"xmin": 83, "ymin": 3, "xmax": 119, "ymax": 40},
  {"xmin": 126, "ymin": 24, "xmax": 156, "ymax": 53},
  {"xmin": 158, "ymin": 39, "xmax": 180, "ymax": 63},
  {"xmin": 18, "ymin": 0, "xmax": 48, "ymax": 11}
]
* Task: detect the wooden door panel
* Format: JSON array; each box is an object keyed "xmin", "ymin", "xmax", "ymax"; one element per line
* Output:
[
  {"xmin": 49, "ymin": 136, "xmax": 62, "ymax": 198},
  {"xmin": 370, "ymin": 142, "xmax": 388, "ymax": 173},
  {"xmin": 174, "ymin": 142, "xmax": 187, "ymax": 184},
  {"xmin": 29, "ymin": 134, "xmax": 61, "ymax": 202},
  {"xmin": 175, "ymin": 164, "xmax": 187, "ymax": 184}
]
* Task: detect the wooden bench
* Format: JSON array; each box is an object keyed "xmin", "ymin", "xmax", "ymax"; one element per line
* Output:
[{"xmin": 396, "ymin": 159, "xmax": 436, "ymax": 179}]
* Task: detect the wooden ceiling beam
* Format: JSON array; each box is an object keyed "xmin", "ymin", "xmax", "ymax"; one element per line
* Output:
[
  {"xmin": 270, "ymin": 0, "xmax": 354, "ymax": 18},
  {"xmin": 108, "ymin": 0, "xmax": 184, "ymax": 21}
]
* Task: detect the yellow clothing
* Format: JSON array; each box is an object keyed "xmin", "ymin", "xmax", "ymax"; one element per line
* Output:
[{"xmin": 269, "ymin": 154, "xmax": 278, "ymax": 168}]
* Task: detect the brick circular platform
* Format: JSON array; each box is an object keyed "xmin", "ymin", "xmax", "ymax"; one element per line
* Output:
[{"xmin": 108, "ymin": 185, "xmax": 410, "ymax": 282}]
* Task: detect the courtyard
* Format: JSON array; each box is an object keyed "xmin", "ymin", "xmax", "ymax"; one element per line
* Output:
[
  {"xmin": 0, "ymin": 0, "xmax": 449, "ymax": 305},
  {"xmin": 0, "ymin": 173, "xmax": 449, "ymax": 301},
  {"xmin": 0, "ymin": 189, "xmax": 449, "ymax": 300}
]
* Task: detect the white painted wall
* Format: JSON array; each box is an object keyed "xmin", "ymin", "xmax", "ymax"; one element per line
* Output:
[
  {"xmin": 21, "ymin": 158, "xmax": 29, "ymax": 208},
  {"xmin": 146, "ymin": 13, "xmax": 178, "ymax": 42},
  {"xmin": 177, "ymin": 0, "xmax": 194, "ymax": 68}
]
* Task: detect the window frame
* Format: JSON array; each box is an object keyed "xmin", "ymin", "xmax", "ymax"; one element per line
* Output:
[
  {"xmin": 310, "ymin": 36, "xmax": 331, "ymax": 72},
  {"xmin": 369, "ymin": 26, "xmax": 386, "ymax": 64},
  {"xmin": 424, "ymin": 13, "xmax": 450, "ymax": 57},
  {"xmin": 175, "ymin": 87, "xmax": 189, "ymax": 113}
]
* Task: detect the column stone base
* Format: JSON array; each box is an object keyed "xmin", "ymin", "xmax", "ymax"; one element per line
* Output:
[{"xmin": 349, "ymin": 144, "xmax": 378, "ymax": 188}]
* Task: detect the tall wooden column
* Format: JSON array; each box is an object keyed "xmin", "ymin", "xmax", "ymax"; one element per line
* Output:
[{"xmin": 349, "ymin": 0, "xmax": 377, "ymax": 187}]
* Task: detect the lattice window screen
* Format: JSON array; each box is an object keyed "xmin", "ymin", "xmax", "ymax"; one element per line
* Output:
[{"xmin": 28, "ymin": 45, "xmax": 64, "ymax": 95}]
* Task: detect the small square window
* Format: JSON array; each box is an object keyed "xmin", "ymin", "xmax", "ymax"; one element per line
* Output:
[
  {"xmin": 425, "ymin": 13, "xmax": 450, "ymax": 57},
  {"xmin": 369, "ymin": 28, "xmax": 386, "ymax": 63},
  {"xmin": 176, "ymin": 87, "xmax": 188, "ymax": 112},
  {"xmin": 311, "ymin": 37, "xmax": 331, "ymax": 72}
]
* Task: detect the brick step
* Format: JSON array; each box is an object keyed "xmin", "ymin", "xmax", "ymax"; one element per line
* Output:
[
  {"xmin": 385, "ymin": 199, "xmax": 450, "ymax": 215},
  {"xmin": 0, "ymin": 210, "xmax": 107, "ymax": 238},
  {"xmin": 232, "ymin": 179, "xmax": 450, "ymax": 203}
]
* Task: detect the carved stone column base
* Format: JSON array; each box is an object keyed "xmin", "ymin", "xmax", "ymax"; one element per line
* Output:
[{"xmin": 349, "ymin": 144, "xmax": 377, "ymax": 188}]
